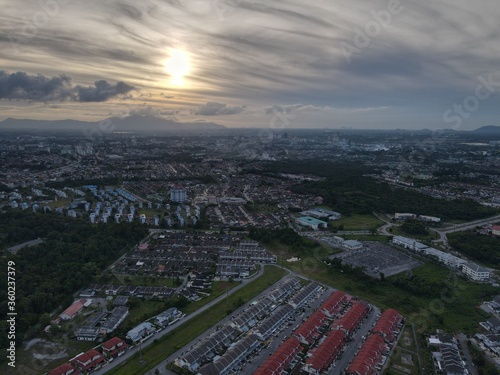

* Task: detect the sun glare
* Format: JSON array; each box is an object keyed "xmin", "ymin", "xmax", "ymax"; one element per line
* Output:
[{"xmin": 164, "ymin": 49, "xmax": 190, "ymax": 86}]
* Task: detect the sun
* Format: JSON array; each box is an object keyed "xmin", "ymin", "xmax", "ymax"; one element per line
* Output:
[{"xmin": 164, "ymin": 49, "xmax": 190, "ymax": 86}]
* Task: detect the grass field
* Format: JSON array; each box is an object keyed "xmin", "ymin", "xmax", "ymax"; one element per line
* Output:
[
  {"xmin": 183, "ymin": 280, "xmax": 240, "ymax": 315},
  {"xmin": 106, "ymin": 266, "xmax": 287, "ymax": 375},
  {"xmin": 329, "ymin": 214, "xmax": 384, "ymax": 230},
  {"xmin": 391, "ymin": 226, "xmax": 440, "ymax": 243},
  {"xmin": 47, "ymin": 198, "xmax": 71, "ymax": 209},
  {"xmin": 386, "ymin": 326, "xmax": 421, "ymax": 375},
  {"xmin": 124, "ymin": 299, "xmax": 167, "ymax": 327},
  {"xmin": 114, "ymin": 274, "xmax": 177, "ymax": 287}
]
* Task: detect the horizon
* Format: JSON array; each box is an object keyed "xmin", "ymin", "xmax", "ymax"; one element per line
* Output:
[
  {"xmin": 1, "ymin": 114, "xmax": 499, "ymax": 132},
  {"xmin": 1, "ymin": 1, "xmax": 499, "ymax": 130}
]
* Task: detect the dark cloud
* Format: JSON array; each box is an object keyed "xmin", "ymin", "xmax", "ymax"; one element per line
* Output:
[
  {"xmin": 194, "ymin": 102, "xmax": 246, "ymax": 116},
  {"xmin": 0, "ymin": 70, "xmax": 73, "ymax": 101},
  {"xmin": 0, "ymin": 70, "xmax": 134, "ymax": 102},
  {"xmin": 117, "ymin": 4, "xmax": 143, "ymax": 20},
  {"xmin": 76, "ymin": 80, "xmax": 135, "ymax": 102}
]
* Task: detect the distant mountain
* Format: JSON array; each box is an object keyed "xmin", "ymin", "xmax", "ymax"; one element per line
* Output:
[
  {"xmin": 0, "ymin": 115, "xmax": 225, "ymax": 132},
  {"xmin": 472, "ymin": 125, "xmax": 500, "ymax": 134}
]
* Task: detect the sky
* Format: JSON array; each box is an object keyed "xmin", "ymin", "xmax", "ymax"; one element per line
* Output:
[{"xmin": 1, "ymin": 0, "xmax": 499, "ymax": 130}]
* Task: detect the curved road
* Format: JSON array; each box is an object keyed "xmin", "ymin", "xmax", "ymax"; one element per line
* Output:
[{"xmin": 431, "ymin": 214, "xmax": 500, "ymax": 245}]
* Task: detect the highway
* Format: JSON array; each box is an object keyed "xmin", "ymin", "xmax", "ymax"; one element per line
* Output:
[{"xmin": 431, "ymin": 214, "xmax": 500, "ymax": 245}]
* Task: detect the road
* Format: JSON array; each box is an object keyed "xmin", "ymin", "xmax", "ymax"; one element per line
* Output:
[
  {"xmin": 7, "ymin": 238, "xmax": 45, "ymax": 254},
  {"xmin": 329, "ymin": 305, "xmax": 381, "ymax": 375},
  {"xmin": 432, "ymin": 214, "xmax": 500, "ymax": 244},
  {"xmin": 457, "ymin": 333, "xmax": 478, "ymax": 375},
  {"xmin": 242, "ymin": 286, "xmax": 332, "ymax": 375},
  {"xmin": 95, "ymin": 265, "xmax": 268, "ymax": 375}
]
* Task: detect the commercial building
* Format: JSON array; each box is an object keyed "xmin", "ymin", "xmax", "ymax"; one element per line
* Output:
[
  {"xmin": 392, "ymin": 236, "xmax": 466, "ymax": 269},
  {"xmin": 462, "ymin": 262, "xmax": 490, "ymax": 282},
  {"xmin": 492, "ymin": 225, "xmax": 500, "ymax": 236},
  {"xmin": 301, "ymin": 208, "xmax": 342, "ymax": 221},
  {"xmin": 59, "ymin": 299, "xmax": 89, "ymax": 321},
  {"xmin": 296, "ymin": 216, "xmax": 328, "ymax": 230}
]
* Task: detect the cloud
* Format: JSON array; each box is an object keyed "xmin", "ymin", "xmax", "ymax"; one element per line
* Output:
[
  {"xmin": 265, "ymin": 104, "xmax": 325, "ymax": 114},
  {"xmin": 75, "ymin": 80, "xmax": 135, "ymax": 102},
  {"xmin": 0, "ymin": 70, "xmax": 73, "ymax": 101},
  {"xmin": 193, "ymin": 102, "xmax": 246, "ymax": 116},
  {"xmin": 0, "ymin": 70, "xmax": 135, "ymax": 102}
]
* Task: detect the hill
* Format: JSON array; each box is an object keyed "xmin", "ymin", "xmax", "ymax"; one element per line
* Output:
[
  {"xmin": 472, "ymin": 125, "xmax": 500, "ymax": 134},
  {"xmin": 0, "ymin": 115, "xmax": 225, "ymax": 133}
]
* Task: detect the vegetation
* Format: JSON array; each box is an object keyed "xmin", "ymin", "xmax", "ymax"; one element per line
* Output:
[
  {"xmin": 328, "ymin": 214, "xmax": 383, "ymax": 231},
  {"xmin": 248, "ymin": 160, "xmax": 498, "ymax": 221},
  {"xmin": 0, "ymin": 210, "xmax": 148, "ymax": 357},
  {"xmin": 249, "ymin": 227, "xmax": 320, "ymax": 256},
  {"xmin": 448, "ymin": 231, "xmax": 500, "ymax": 267},
  {"xmin": 400, "ymin": 220, "xmax": 429, "ymax": 236}
]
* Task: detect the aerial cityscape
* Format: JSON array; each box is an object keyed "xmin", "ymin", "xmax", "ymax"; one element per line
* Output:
[{"xmin": 1, "ymin": 1, "xmax": 500, "ymax": 375}]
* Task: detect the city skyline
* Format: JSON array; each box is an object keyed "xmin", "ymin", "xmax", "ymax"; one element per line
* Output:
[{"xmin": 1, "ymin": 0, "xmax": 499, "ymax": 130}]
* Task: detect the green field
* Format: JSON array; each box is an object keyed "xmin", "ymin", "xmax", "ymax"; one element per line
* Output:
[
  {"xmin": 47, "ymin": 198, "xmax": 71, "ymax": 209},
  {"xmin": 114, "ymin": 274, "xmax": 178, "ymax": 287},
  {"xmin": 329, "ymin": 214, "xmax": 384, "ymax": 231},
  {"xmin": 386, "ymin": 327, "xmax": 421, "ymax": 375},
  {"xmin": 123, "ymin": 299, "xmax": 167, "ymax": 327},
  {"xmin": 183, "ymin": 280, "xmax": 240, "ymax": 315},
  {"xmin": 391, "ymin": 226, "xmax": 440, "ymax": 243},
  {"xmin": 106, "ymin": 266, "xmax": 287, "ymax": 375}
]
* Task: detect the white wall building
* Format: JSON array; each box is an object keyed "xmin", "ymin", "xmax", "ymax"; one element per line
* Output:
[{"xmin": 462, "ymin": 263, "xmax": 490, "ymax": 282}]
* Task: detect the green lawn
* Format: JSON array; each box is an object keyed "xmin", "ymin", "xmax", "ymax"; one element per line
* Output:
[
  {"xmin": 124, "ymin": 299, "xmax": 168, "ymax": 327},
  {"xmin": 114, "ymin": 274, "xmax": 178, "ymax": 287},
  {"xmin": 183, "ymin": 280, "xmax": 240, "ymax": 315},
  {"xmin": 391, "ymin": 226, "xmax": 440, "ymax": 243},
  {"xmin": 329, "ymin": 214, "xmax": 384, "ymax": 231},
  {"xmin": 47, "ymin": 198, "xmax": 72, "ymax": 209},
  {"xmin": 386, "ymin": 326, "xmax": 421, "ymax": 375},
  {"xmin": 105, "ymin": 266, "xmax": 287, "ymax": 375}
]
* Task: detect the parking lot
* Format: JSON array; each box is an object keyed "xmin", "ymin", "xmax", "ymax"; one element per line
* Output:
[{"xmin": 330, "ymin": 241, "xmax": 422, "ymax": 278}]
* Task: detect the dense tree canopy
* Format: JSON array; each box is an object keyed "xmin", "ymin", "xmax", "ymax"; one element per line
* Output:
[
  {"xmin": 0, "ymin": 211, "xmax": 148, "ymax": 354},
  {"xmin": 249, "ymin": 160, "xmax": 497, "ymax": 221},
  {"xmin": 448, "ymin": 232, "xmax": 500, "ymax": 267}
]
